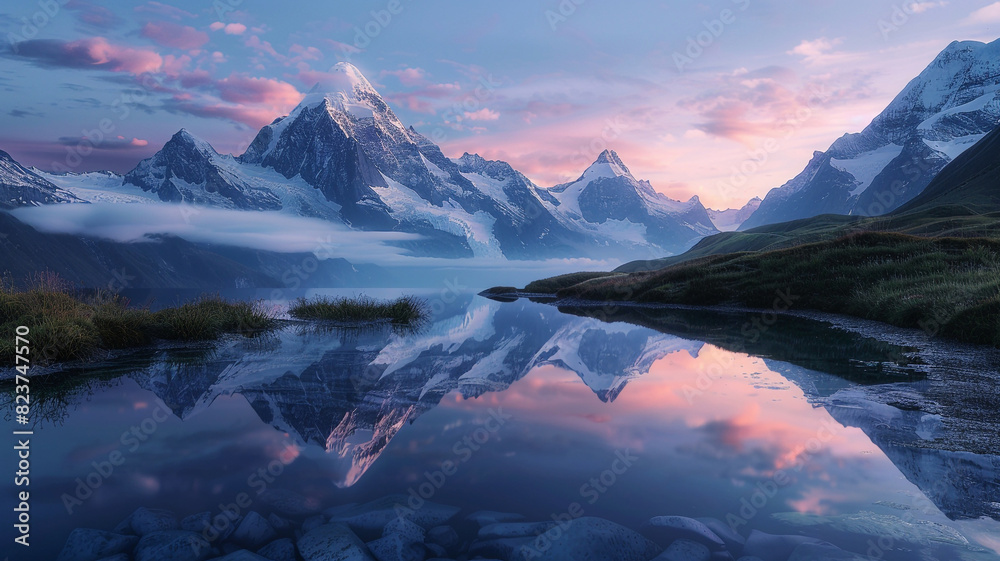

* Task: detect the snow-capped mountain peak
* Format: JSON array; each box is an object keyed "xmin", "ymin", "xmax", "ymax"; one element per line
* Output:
[
  {"xmin": 742, "ymin": 38, "xmax": 1000, "ymax": 230},
  {"xmin": 577, "ymin": 149, "xmax": 635, "ymax": 183}
]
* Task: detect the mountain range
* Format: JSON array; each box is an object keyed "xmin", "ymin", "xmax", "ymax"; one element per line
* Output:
[
  {"xmin": 2, "ymin": 63, "xmax": 718, "ymax": 265},
  {"xmin": 1, "ymin": 40, "xmax": 998, "ymax": 283},
  {"xmin": 740, "ymin": 39, "xmax": 1000, "ymax": 229}
]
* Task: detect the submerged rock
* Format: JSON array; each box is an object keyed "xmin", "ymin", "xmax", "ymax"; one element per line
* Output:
[
  {"xmin": 426, "ymin": 525, "xmax": 460, "ymax": 552},
  {"xmin": 741, "ymin": 531, "xmax": 827, "ymax": 561},
  {"xmin": 259, "ymin": 489, "xmax": 321, "ymax": 518},
  {"xmin": 366, "ymin": 534, "xmax": 426, "ymax": 561},
  {"xmin": 653, "ymin": 538, "xmax": 711, "ymax": 561},
  {"xmin": 382, "ymin": 516, "xmax": 426, "ymax": 543},
  {"xmin": 133, "ymin": 530, "xmax": 213, "ymax": 561},
  {"xmin": 216, "ymin": 551, "xmax": 270, "ymax": 560},
  {"xmin": 476, "ymin": 517, "xmax": 661, "ymax": 561},
  {"xmin": 478, "ymin": 521, "xmax": 555, "ymax": 540},
  {"xmin": 641, "ymin": 516, "xmax": 726, "ymax": 550},
  {"xmin": 696, "ymin": 517, "xmax": 746, "ymax": 555},
  {"xmin": 297, "ymin": 523, "xmax": 374, "ymax": 561},
  {"xmin": 56, "ymin": 528, "xmax": 138, "ymax": 561},
  {"xmin": 231, "ymin": 511, "xmax": 276, "ymax": 549},
  {"xmin": 326, "ymin": 495, "xmax": 459, "ymax": 539},
  {"xmin": 257, "ymin": 537, "xmax": 297, "ymax": 561},
  {"xmin": 787, "ymin": 543, "xmax": 867, "ymax": 560},
  {"xmin": 119, "ymin": 507, "xmax": 180, "ymax": 536},
  {"xmin": 467, "ymin": 510, "xmax": 526, "ymax": 527}
]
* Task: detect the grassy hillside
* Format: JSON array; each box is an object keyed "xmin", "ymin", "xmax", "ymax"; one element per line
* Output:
[
  {"xmin": 895, "ymin": 125, "xmax": 1000, "ymax": 214},
  {"xmin": 551, "ymin": 232, "xmax": 1000, "ymax": 347},
  {"xmin": 617, "ymin": 125, "xmax": 1000, "ymax": 274}
]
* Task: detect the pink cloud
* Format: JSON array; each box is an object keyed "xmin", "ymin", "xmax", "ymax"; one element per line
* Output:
[
  {"xmin": 164, "ymin": 100, "xmax": 282, "ymax": 129},
  {"xmin": 381, "ymin": 67, "xmax": 428, "ymax": 87},
  {"xmin": 463, "ymin": 108, "xmax": 500, "ymax": 121},
  {"xmin": 13, "ymin": 37, "xmax": 164, "ymax": 74},
  {"xmin": 215, "ymin": 74, "xmax": 303, "ymax": 107},
  {"xmin": 134, "ymin": 1, "xmax": 196, "ymax": 20},
  {"xmin": 141, "ymin": 21, "xmax": 209, "ymax": 50},
  {"xmin": 211, "ymin": 22, "xmax": 247, "ymax": 35}
]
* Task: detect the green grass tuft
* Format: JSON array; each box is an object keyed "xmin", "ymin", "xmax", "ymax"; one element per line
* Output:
[
  {"xmin": 0, "ymin": 275, "xmax": 277, "ymax": 364},
  {"xmin": 289, "ymin": 295, "xmax": 428, "ymax": 325}
]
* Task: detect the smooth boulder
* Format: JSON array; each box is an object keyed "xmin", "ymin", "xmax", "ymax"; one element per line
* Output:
[
  {"xmin": 56, "ymin": 528, "xmax": 139, "ymax": 561},
  {"xmin": 297, "ymin": 523, "xmax": 375, "ymax": 561},
  {"xmin": 257, "ymin": 538, "xmax": 297, "ymax": 561},
  {"xmin": 653, "ymin": 539, "xmax": 711, "ymax": 561},
  {"xmin": 641, "ymin": 516, "xmax": 726, "ymax": 550},
  {"xmin": 741, "ymin": 531, "xmax": 827, "ymax": 561},
  {"xmin": 133, "ymin": 530, "xmax": 213, "ymax": 561},
  {"xmin": 788, "ymin": 543, "xmax": 867, "ymax": 560}
]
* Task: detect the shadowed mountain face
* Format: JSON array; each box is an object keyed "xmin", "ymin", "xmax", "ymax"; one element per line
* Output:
[
  {"xmin": 26, "ymin": 295, "xmax": 998, "ymax": 523},
  {"xmin": 742, "ymin": 39, "xmax": 1000, "ymax": 229},
  {"xmin": 0, "ymin": 149, "xmax": 80, "ymax": 209}
]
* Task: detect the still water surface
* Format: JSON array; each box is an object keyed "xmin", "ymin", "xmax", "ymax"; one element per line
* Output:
[{"xmin": 3, "ymin": 290, "xmax": 999, "ymax": 560}]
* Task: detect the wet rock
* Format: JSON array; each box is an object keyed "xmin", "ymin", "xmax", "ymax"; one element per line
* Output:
[
  {"xmin": 121, "ymin": 507, "xmax": 181, "ymax": 536},
  {"xmin": 653, "ymin": 538, "xmax": 711, "ymax": 561},
  {"xmin": 231, "ymin": 511, "xmax": 277, "ymax": 549},
  {"xmin": 424, "ymin": 542, "xmax": 448, "ymax": 557},
  {"xmin": 259, "ymin": 489, "xmax": 320, "ymax": 518},
  {"xmin": 297, "ymin": 523, "xmax": 375, "ymax": 561},
  {"xmin": 216, "ymin": 551, "xmax": 270, "ymax": 560},
  {"xmin": 366, "ymin": 534, "xmax": 426, "ymax": 561},
  {"xmin": 641, "ymin": 516, "xmax": 726, "ymax": 550},
  {"xmin": 469, "ymin": 536, "xmax": 534, "ymax": 560},
  {"xmin": 256, "ymin": 538, "xmax": 297, "ymax": 561},
  {"xmin": 180, "ymin": 511, "xmax": 238, "ymax": 543},
  {"xmin": 710, "ymin": 552, "xmax": 736, "ymax": 561},
  {"xmin": 303, "ymin": 514, "xmax": 327, "ymax": 533},
  {"xmin": 323, "ymin": 503, "xmax": 359, "ymax": 518},
  {"xmin": 327, "ymin": 495, "xmax": 459, "ymax": 539},
  {"xmin": 741, "ymin": 531, "xmax": 826, "ymax": 561},
  {"xmin": 480, "ymin": 517, "xmax": 661, "ymax": 561},
  {"xmin": 466, "ymin": 510, "xmax": 526, "ymax": 527},
  {"xmin": 788, "ymin": 543, "xmax": 867, "ymax": 560},
  {"xmin": 478, "ymin": 521, "xmax": 554, "ymax": 540},
  {"xmin": 268, "ymin": 513, "xmax": 294, "ymax": 532},
  {"xmin": 697, "ymin": 517, "xmax": 746, "ymax": 555},
  {"xmin": 382, "ymin": 517, "xmax": 426, "ymax": 543},
  {"xmin": 134, "ymin": 530, "xmax": 213, "ymax": 561},
  {"xmin": 56, "ymin": 528, "xmax": 139, "ymax": 561},
  {"xmin": 426, "ymin": 525, "xmax": 460, "ymax": 551},
  {"xmin": 181, "ymin": 512, "xmax": 212, "ymax": 533}
]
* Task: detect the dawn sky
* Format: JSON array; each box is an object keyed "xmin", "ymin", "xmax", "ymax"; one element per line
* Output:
[{"xmin": 0, "ymin": 0, "xmax": 997, "ymax": 209}]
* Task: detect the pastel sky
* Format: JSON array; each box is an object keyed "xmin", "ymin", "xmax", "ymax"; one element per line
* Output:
[{"xmin": 0, "ymin": 0, "xmax": 997, "ymax": 209}]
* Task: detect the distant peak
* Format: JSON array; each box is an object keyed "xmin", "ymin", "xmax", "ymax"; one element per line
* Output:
[
  {"xmin": 580, "ymin": 149, "xmax": 633, "ymax": 181},
  {"xmin": 168, "ymin": 129, "xmax": 216, "ymax": 154}
]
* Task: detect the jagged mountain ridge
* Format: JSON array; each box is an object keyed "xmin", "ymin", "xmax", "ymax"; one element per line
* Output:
[
  {"xmin": 707, "ymin": 197, "xmax": 762, "ymax": 231},
  {"xmin": 741, "ymin": 39, "xmax": 1000, "ymax": 230},
  {"xmin": 0, "ymin": 149, "xmax": 81, "ymax": 209},
  {"xmin": 8, "ymin": 63, "xmax": 717, "ymax": 261}
]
